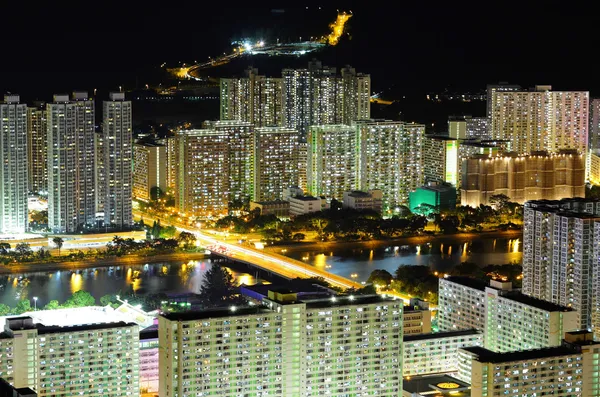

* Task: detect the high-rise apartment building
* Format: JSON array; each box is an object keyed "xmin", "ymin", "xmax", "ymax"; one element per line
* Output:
[
  {"xmin": 449, "ymin": 116, "xmax": 489, "ymax": 140},
  {"xmin": 253, "ymin": 127, "xmax": 299, "ymax": 201},
  {"xmin": 423, "ymin": 135, "xmax": 459, "ymax": 186},
  {"xmin": 220, "ymin": 68, "xmax": 283, "ymax": 128},
  {"xmin": 458, "ymin": 331, "xmax": 600, "ymax": 397},
  {"xmin": 133, "ymin": 142, "xmax": 167, "ymax": 202},
  {"xmin": 356, "ymin": 120, "xmax": 425, "ymax": 209},
  {"xmin": 341, "ymin": 66, "xmax": 371, "ymax": 123},
  {"xmin": 523, "ymin": 199, "xmax": 600, "ymax": 333},
  {"xmin": 47, "ymin": 92, "xmax": 96, "ymax": 233},
  {"xmin": 403, "ymin": 330, "xmax": 483, "ymax": 376},
  {"xmin": 0, "ymin": 316, "xmax": 139, "ymax": 396},
  {"xmin": 213, "ymin": 120, "xmax": 255, "ymax": 202},
  {"xmin": 0, "ymin": 95, "xmax": 28, "ymax": 234},
  {"xmin": 438, "ymin": 277, "xmax": 577, "ymax": 352},
  {"xmin": 159, "ymin": 293, "xmax": 402, "ymax": 397},
  {"xmin": 461, "ymin": 150, "xmax": 585, "ymax": 207},
  {"xmin": 590, "ymin": 98, "xmax": 600, "ymax": 151},
  {"xmin": 489, "ymin": 85, "xmax": 589, "ymax": 155},
  {"xmin": 307, "ymin": 124, "xmax": 357, "ymax": 199},
  {"xmin": 282, "ymin": 61, "xmax": 370, "ymax": 138},
  {"xmin": 102, "ymin": 92, "xmax": 132, "ymax": 229},
  {"xmin": 26, "ymin": 103, "xmax": 47, "ymax": 194},
  {"xmin": 174, "ymin": 129, "xmax": 229, "ymax": 217}
]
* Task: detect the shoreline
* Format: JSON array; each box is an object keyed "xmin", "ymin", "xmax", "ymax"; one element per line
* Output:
[
  {"xmin": 0, "ymin": 252, "xmax": 209, "ymax": 275},
  {"xmin": 265, "ymin": 230, "xmax": 523, "ymax": 253}
]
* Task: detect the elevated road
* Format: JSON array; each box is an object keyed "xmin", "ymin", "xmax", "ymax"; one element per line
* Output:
[{"xmin": 133, "ymin": 210, "xmax": 418, "ymax": 303}]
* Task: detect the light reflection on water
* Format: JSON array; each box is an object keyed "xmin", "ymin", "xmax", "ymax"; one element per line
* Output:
[
  {"xmin": 0, "ymin": 260, "xmax": 258, "ymax": 308},
  {"xmin": 287, "ymin": 238, "xmax": 522, "ymax": 283}
]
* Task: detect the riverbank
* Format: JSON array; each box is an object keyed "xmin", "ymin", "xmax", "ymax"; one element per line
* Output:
[
  {"xmin": 0, "ymin": 252, "xmax": 209, "ymax": 275},
  {"xmin": 266, "ymin": 230, "xmax": 523, "ymax": 254}
]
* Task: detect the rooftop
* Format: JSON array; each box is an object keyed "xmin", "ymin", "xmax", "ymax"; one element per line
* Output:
[
  {"xmin": 403, "ymin": 374, "xmax": 471, "ymax": 396},
  {"xmin": 345, "ymin": 190, "xmax": 372, "ymax": 198},
  {"xmin": 498, "ymin": 290, "xmax": 573, "ymax": 312},
  {"xmin": 135, "ymin": 141, "xmax": 165, "ymax": 148},
  {"xmin": 460, "ymin": 345, "xmax": 581, "ymax": 363},
  {"xmin": 303, "ymin": 294, "xmax": 396, "ymax": 309},
  {"xmin": 425, "ymin": 135, "xmax": 457, "ymax": 141},
  {"xmin": 161, "ymin": 307, "xmax": 273, "ymax": 322},
  {"xmin": 251, "ymin": 200, "xmax": 290, "ymax": 206},
  {"xmin": 140, "ymin": 324, "xmax": 158, "ymax": 340},
  {"xmin": 37, "ymin": 321, "xmax": 137, "ymax": 335},
  {"xmin": 443, "ymin": 276, "xmax": 488, "ymax": 291},
  {"xmin": 417, "ymin": 184, "xmax": 456, "ymax": 193},
  {"xmin": 289, "ymin": 195, "xmax": 321, "ymax": 201},
  {"xmin": 404, "ymin": 329, "xmax": 482, "ymax": 342}
]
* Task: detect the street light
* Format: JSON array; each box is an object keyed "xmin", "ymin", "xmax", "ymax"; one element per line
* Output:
[{"xmin": 33, "ymin": 297, "xmax": 38, "ymax": 311}]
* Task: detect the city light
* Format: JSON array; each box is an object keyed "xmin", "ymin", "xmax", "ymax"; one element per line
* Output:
[{"xmin": 320, "ymin": 12, "xmax": 352, "ymax": 46}]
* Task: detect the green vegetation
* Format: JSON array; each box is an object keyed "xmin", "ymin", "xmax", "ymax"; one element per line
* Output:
[
  {"xmin": 197, "ymin": 265, "xmax": 246, "ymax": 308},
  {"xmin": 1, "ymin": 291, "xmax": 97, "ymax": 315},
  {"xmin": 368, "ymin": 261, "xmax": 523, "ymax": 305},
  {"xmin": 212, "ymin": 197, "xmax": 523, "ymax": 244}
]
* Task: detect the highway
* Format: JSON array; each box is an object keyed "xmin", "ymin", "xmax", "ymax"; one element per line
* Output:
[
  {"xmin": 133, "ymin": 210, "xmax": 362, "ymax": 290},
  {"xmin": 132, "ymin": 210, "xmax": 427, "ymax": 305}
]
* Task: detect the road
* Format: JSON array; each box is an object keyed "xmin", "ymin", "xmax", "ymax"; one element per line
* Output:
[
  {"xmin": 133, "ymin": 210, "xmax": 422, "ymax": 304},
  {"xmin": 133, "ymin": 210, "xmax": 363, "ymax": 290}
]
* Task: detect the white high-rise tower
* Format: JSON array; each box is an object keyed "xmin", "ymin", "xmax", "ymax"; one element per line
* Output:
[
  {"xmin": 0, "ymin": 95, "xmax": 28, "ymax": 234},
  {"xmin": 102, "ymin": 92, "xmax": 133, "ymax": 228},
  {"xmin": 47, "ymin": 92, "xmax": 95, "ymax": 233}
]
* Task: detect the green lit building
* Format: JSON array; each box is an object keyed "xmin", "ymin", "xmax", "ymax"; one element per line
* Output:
[{"xmin": 409, "ymin": 183, "xmax": 457, "ymax": 214}]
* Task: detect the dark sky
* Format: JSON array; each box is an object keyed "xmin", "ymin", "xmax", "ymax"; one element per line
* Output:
[{"xmin": 0, "ymin": 2, "xmax": 597, "ymax": 100}]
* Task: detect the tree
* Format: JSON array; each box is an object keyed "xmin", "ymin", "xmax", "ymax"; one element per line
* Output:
[
  {"xmin": 177, "ymin": 231, "xmax": 197, "ymax": 248},
  {"xmin": 489, "ymin": 194, "xmax": 510, "ymax": 211},
  {"xmin": 330, "ymin": 198, "xmax": 343, "ymax": 211},
  {"xmin": 52, "ymin": 237, "xmax": 64, "ymax": 256},
  {"xmin": 160, "ymin": 225, "xmax": 177, "ymax": 239},
  {"xmin": 0, "ymin": 304, "xmax": 11, "ymax": 316},
  {"xmin": 14, "ymin": 243, "xmax": 32, "ymax": 258},
  {"xmin": 14, "ymin": 299, "xmax": 31, "ymax": 314},
  {"xmin": 197, "ymin": 265, "xmax": 240, "ymax": 308},
  {"xmin": 292, "ymin": 233, "xmax": 306, "ymax": 241},
  {"xmin": 43, "ymin": 300, "xmax": 61, "ymax": 310},
  {"xmin": 367, "ymin": 269, "xmax": 393, "ymax": 287},
  {"xmin": 0, "ymin": 242, "xmax": 10, "ymax": 255},
  {"xmin": 100, "ymin": 294, "xmax": 114, "ymax": 306},
  {"xmin": 63, "ymin": 290, "xmax": 95, "ymax": 308},
  {"xmin": 150, "ymin": 186, "xmax": 164, "ymax": 201},
  {"xmin": 31, "ymin": 210, "xmax": 48, "ymax": 225}
]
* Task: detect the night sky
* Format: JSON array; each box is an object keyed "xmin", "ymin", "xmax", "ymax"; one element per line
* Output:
[{"xmin": 0, "ymin": 2, "xmax": 596, "ymax": 100}]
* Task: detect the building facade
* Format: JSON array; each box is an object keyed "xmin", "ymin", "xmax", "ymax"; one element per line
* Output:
[
  {"xmin": 489, "ymin": 85, "xmax": 589, "ymax": 155},
  {"xmin": 523, "ymin": 199, "xmax": 600, "ymax": 334},
  {"xmin": 307, "ymin": 124, "xmax": 357, "ymax": 199},
  {"xmin": 253, "ymin": 127, "xmax": 299, "ymax": 201},
  {"xmin": 26, "ymin": 103, "xmax": 47, "ymax": 194},
  {"xmin": 422, "ymin": 136, "xmax": 459, "ymax": 186},
  {"xmin": 288, "ymin": 195, "xmax": 328, "ymax": 216},
  {"xmin": 159, "ymin": 294, "xmax": 402, "ymax": 397},
  {"xmin": 133, "ymin": 142, "xmax": 167, "ymax": 202},
  {"xmin": 590, "ymin": 98, "xmax": 600, "ymax": 151},
  {"xmin": 458, "ymin": 331, "xmax": 600, "ymax": 397},
  {"xmin": 220, "ymin": 68, "xmax": 283, "ymax": 128},
  {"xmin": 282, "ymin": 61, "xmax": 370, "ymax": 138},
  {"xmin": 174, "ymin": 130, "xmax": 230, "ymax": 217},
  {"xmin": 438, "ymin": 277, "xmax": 578, "ymax": 353},
  {"xmin": 357, "ymin": 120, "xmax": 425, "ymax": 209},
  {"xmin": 214, "ymin": 120, "xmax": 255, "ymax": 202},
  {"xmin": 342, "ymin": 190, "xmax": 383, "ymax": 213},
  {"xmin": 0, "ymin": 316, "xmax": 139, "ymax": 397},
  {"xmin": 0, "ymin": 95, "xmax": 28, "ymax": 234},
  {"xmin": 403, "ymin": 330, "xmax": 483, "ymax": 376},
  {"xmin": 102, "ymin": 93, "xmax": 133, "ymax": 229},
  {"xmin": 461, "ymin": 150, "xmax": 585, "ymax": 207},
  {"xmin": 47, "ymin": 93, "xmax": 96, "ymax": 233}
]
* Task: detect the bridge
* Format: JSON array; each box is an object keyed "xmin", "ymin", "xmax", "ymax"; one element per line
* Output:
[{"xmin": 133, "ymin": 210, "xmax": 415, "ymax": 303}]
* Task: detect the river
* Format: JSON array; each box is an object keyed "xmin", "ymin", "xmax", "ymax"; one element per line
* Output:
[
  {"xmin": 0, "ymin": 259, "xmax": 259, "ymax": 308},
  {"xmin": 0, "ymin": 236, "xmax": 522, "ymax": 307},
  {"xmin": 282, "ymin": 237, "xmax": 522, "ymax": 283}
]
